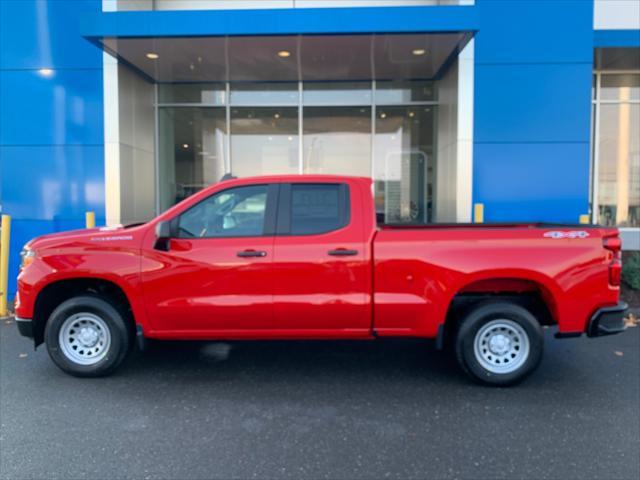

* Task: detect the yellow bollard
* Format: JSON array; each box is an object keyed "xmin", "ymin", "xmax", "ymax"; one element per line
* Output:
[
  {"xmin": 474, "ymin": 203, "xmax": 484, "ymax": 224},
  {"xmin": 0, "ymin": 215, "xmax": 11, "ymax": 317},
  {"xmin": 85, "ymin": 211, "xmax": 96, "ymax": 229},
  {"xmin": 579, "ymin": 214, "xmax": 590, "ymax": 225}
]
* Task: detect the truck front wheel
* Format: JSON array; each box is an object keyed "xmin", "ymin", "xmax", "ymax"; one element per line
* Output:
[
  {"xmin": 454, "ymin": 301, "xmax": 544, "ymax": 386},
  {"xmin": 44, "ymin": 295, "xmax": 131, "ymax": 377}
]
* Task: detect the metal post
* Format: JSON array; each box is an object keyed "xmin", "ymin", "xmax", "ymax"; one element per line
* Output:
[
  {"xmin": 474, "ymin": 203, "xmax": 484, "ymax": 223},
  {"xmin": 85, "ymin": 211, "xmax": 96, "ymax": 229},
  {"xmin": 0, "ymin": 214, "xmax": 11, "ymax": 317}
]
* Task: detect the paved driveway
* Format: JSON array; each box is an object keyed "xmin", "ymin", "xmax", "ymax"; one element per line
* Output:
[{"xmin": 1, "ymin": 320, "xmax": 638, "ymax": 480}]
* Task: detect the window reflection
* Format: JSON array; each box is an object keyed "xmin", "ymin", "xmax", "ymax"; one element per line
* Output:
[
  {"xmin": 158, "ymin": 107, "xmax": 227, "ymax": 211},
  {"xmin": 177, "ymin": 185, "xmax": 268, "ymax": 238},
  {"xmin": 376, "ymin": 81, "xmax": 436, "ymax": 104},
  {"xmin": 374, "ymin": 106, "xmax": 436, "ymax": 224},
  {"xmin": 303, "ymin": 82, "xmax": 372, "ymax": 105},
  {"xmin": 157, "ymin": 80, "xmax": 440, "ymax": 218},
  {"xmin": 596, "ymin": 101, "xmax": 640, "ymax": 227},
  {"xmin": 302, "ymin": 107, "xmax": 371, "ymax": 176},
  {"xmin": 159, "ymin": 83, "xmax": 226, "ymax": 105},
  {"xmin": 230, "ymin": 107, "xmax": 299, "ymax": 177},
  {"xmin": 600, "ymin": 74, "xmax": 640, "ymax": 101},
  {"xmin": 230, "ymin": 83, "xmax": 298, "ymax": 105}
]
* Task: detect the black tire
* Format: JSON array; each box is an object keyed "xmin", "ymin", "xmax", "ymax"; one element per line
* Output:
[
  {"xmin": 454, "ymin": 300, "xmax": 544, "ymax": 386},
  {"xmin": 44, "ymin": 295, "xmax": 132, "ymax": 377}
]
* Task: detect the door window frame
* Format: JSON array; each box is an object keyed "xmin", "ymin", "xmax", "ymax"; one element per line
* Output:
[
  {"xmin": 275, "ymin": 182, "xmax": 351, "ymax": 236},
  {"xmin": 170, "ymin": 183, "xmax": 280, "ymax": 239}
]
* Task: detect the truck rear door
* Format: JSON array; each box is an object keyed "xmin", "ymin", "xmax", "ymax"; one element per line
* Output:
[{"xmin": 271, "ymin": 181, "xmax": 372, "ymax": 337}]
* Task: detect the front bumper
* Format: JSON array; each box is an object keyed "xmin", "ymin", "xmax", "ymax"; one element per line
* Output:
[
  {"xmin": 587, "ymin": 302, "xmax": 628, "ymax": 337},
  {"xmin": 15, "ymin": 316, "xmax": 34, "ymax": 339}
]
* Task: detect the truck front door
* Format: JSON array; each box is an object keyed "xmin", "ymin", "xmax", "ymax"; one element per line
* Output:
[{"xmin": 141, "ymin": 183, "xmax": 277, "ymax": 335}]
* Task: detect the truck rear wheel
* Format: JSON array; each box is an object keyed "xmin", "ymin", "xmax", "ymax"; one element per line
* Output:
[
  {"xmin": 44, "ymin": 295, "xmax": 131, "ymax": 377},
  {"xmin": 454, "ymin": 300, "xmax": 543, "ymax": 386}
]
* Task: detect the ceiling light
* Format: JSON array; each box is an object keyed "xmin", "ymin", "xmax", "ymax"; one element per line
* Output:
[
  {"xmin": 277, "ymin": 50, "xmax": 291, "ymax": 58},
  {"xmin": 38, "ymin": 68, "xmax": 54, "ymax": 77},
  {"xmin": 412, "ymin": 48, "xmax": 426, "ymax": 56},
  {"xmin": 182, "ymin": 143, "xmax": 189, "ymax": 149},
  {"xmin": 287, "ymin": 136, "xmax": 293, "ymax": 142},
  {"xmin": 408, "ymin": 111, "xmax": 415, "ymax": 118},
  {"xmin": 146, "ymin": 53, "xmax": 159, "ymax": 60}
]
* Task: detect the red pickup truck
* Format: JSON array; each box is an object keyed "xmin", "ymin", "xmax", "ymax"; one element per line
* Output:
[{"xmin": 15, "ymin": 175, "xmax": 627, "ymax": 385}]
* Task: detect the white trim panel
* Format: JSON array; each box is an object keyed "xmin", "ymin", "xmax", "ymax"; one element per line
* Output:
[{"xmin": 594, "ymin": 0, "xmax": 640, "ymax": 30}]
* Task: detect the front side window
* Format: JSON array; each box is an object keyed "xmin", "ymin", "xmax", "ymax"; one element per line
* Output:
[
  {"xmin": 177, "ymin": 185, "xmax": 268, "ymax": 238},
  {"xmin": 290, "ymin": 184, "xmax": 349, "ymax": 235}
]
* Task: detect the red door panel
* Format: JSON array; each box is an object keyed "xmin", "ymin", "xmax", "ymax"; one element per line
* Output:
[
  {"xmin": 141, "ymin": 237, "xmax": 274, "ymax": 334},
  {"xmin": 271, "ymin": 181, "xmax": 372, "ymax": 336},
  {"xmin": 140, "ymin": 183, "xmax": 276, "ymax": 336}
]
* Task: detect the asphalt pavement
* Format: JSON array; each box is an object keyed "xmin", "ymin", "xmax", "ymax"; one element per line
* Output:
[{"xmin": 1, "ymin": 319, "xmax": 639, "ymax": 480}]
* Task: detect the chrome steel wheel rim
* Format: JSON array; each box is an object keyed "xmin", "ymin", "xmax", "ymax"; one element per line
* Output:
[
  {"xmin": 59, "ymin": 313, "xmax": 111, "ymax": 365},
  {"xmin": 473, "ymin": 319, "xmax": 530, "ymax": 374}
]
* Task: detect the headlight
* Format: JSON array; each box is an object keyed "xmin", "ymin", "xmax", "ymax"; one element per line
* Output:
[{"xmin": 20, "ymin": 248, "xmax": 35, "ymax": 270}]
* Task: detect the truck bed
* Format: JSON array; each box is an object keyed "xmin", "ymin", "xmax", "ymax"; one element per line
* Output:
[{"xmin": 372, "ymin": 223, "xmax": 619, "ymax": 338}]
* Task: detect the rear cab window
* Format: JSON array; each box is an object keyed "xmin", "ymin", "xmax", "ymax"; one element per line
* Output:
[{"xmin": 278, "ymin": 183, "xmax": 350, "ymax": 235}]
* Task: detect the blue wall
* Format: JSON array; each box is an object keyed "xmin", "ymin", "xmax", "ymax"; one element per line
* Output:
[
  {"xmin": 472, "ymin": 0, "xmax": 594, "ymax": 223},
  {"xmin": 0, "ymin": 0, "xmax": 624, "ymax": 296},
  {"xmin": 0, "ymin": 0, "xmax": 105, "ymax": 295}
]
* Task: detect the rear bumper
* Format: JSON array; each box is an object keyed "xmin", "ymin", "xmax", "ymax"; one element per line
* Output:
[
  {"xmin": 587, "ymin": 302, "xmax": 628, "ymax": 337},
  {"xmin": 15, "ymin": 316, "xmax": 34, "ymax": 339}
]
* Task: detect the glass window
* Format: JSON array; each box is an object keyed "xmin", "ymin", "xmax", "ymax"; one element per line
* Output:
[
  {"xmin": 600, "ymin": 74, "xmax": 640, "ymax": 101},
  {"xmin": 374, "ymin": 106, "xmax": 436, "ymax": 224},
  {"xmin": 230, "ymin": 83, "xmax": 298, "ymax": 106},
  {"xmin": 230, "ymin": 107, "xmax": 299, "ymax": 177},
  {"xmin": 595, "ymin": 48, "xmax": 640, "ymax": 71},
  {"xmin": 302, "ymin": 106, "xmax": 371, "ymax": 176},
  {"xmin": 376, "ymin": 81, "xmax": 436, "ymax": 104},
  {"xmin": 596, "ymin": 103, "xmax": 640, "ymax": 227},
  {"xmin": 290, "ymin": 184, "xmax": 348, "ymax": 235},
  {"xmin": 158, "ymin": 84, "xmax": 226, "ymax": 105},
  {"xmin": 158, "ymin": 107, "xmax": 227, "ymax": 211},
  {"xmin": 303, "ymin": 82, "xmax": 372, "ymax": 105},
  {"xmin": 177, "ymin": 185, "xmax": 268, "ymax": 238}
]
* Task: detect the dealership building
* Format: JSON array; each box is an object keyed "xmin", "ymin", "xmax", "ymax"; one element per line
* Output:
[{"xmin": 0, "ymin": 0, "xmax": 639, "ymax": 295}]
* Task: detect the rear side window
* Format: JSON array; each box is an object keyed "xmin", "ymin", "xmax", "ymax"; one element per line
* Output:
[{"xmin": 289, "ymin": 184, "xmax": 349, "ymax": 235}]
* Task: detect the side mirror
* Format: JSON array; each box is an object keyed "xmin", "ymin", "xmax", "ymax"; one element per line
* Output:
[{"xmin": 154, "ymin": 221, "xmax": 172, "ymax": 251}]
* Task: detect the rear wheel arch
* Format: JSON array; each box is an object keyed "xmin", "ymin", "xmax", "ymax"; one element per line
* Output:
[{"xmin": 440, "ymin": 277, "xmax": 558, "ymax": 347}]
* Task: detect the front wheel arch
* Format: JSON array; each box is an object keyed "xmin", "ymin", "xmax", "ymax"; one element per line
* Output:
[
  {"xmin": 44, "ymin": 295, "xmax": 132, "ymax": 377},
  {"xmin": 32, "ymin": 277, "xmax": 135, "ymax": 347}
]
